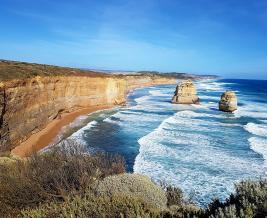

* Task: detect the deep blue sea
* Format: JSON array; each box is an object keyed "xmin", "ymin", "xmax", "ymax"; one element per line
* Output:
[{"xmin": 51, "ymin": 79, "xmax": 267, "ymax": 206}]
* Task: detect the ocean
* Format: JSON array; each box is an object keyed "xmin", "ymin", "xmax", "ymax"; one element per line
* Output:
[{"xmin": 54, "ymin": 79, "xmax": 267, "ymax": 206}]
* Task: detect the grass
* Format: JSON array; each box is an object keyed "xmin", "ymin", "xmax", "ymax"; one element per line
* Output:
[
  {"xmin": 0, "ymin": 60, "xmax": 108, "ymax": 81},
  {"xmin": 0, "ymin": 59, "xmax": 195, "ymax": 81}
]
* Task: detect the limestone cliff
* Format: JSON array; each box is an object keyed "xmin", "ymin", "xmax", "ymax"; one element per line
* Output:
[
  {"xmin": 171, "ymin": 80, "xmax": 199, "ymax": 104},
  {"xmin": 219, "ymin": 91, "xmax": 237, "ymax": 112},
  {"xmin": 0, "ymin": 75, "xmax": 175, "ymax": 153}
]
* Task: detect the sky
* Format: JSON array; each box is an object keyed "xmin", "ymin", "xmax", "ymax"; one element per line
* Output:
[{"xmin": 0, "ymin": 0, "xmax": 267, "ymax": 79}]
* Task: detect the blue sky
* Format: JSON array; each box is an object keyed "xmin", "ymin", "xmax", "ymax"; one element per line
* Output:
[{"xmin": 0, "ymin": 0, "xmax": 267, "ymax": 79}]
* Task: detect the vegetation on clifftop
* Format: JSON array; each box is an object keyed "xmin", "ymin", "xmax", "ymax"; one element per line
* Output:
[
  {"xmin": 0, "ymin": 60, "xmax": 109, "ymax": 81},
  {"xmin": 0, "ymin": 60, "xmax": 214, "ymax": 81},
  {"xmin": 137, "ymin": 71, "xmax": 216, "ymax": 80},
  {"xmin": 0, "ymin": 141, "xmax": 266, "ymax": 218}
]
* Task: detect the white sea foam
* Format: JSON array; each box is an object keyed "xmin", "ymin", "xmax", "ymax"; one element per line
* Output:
[
  {"xmin": 172, "ymin": 110, "xmax": 224, "ymax": 119},
  {"xmin": 191, "ymin": 104, "xmax": 209, "ymax": 109},
  {"xmin": 244, "ymin": 123, "xmax": 267, "ymax": 137},
  {"xmin": 128, "ymin": 99, "xmax": 175, "ymax": 113},
  {"xmin": 249, "ymin": 137, "xmax": 267, "ymax": 168},
  {"xmin": 161, "ymin": 110, "xmax": 241, "ymax": 131},
  {"xmin": 47, "ymin": 115, "xmax": 89, "ymax": 146},
  {"xmin": 112, "ymin": 111, "xmax": 165, "ymax": 124},
  {"xmin": 197, "ymin": 82, "xmax": 225, "ymax": 91},
  {"xmin": 120, "ymin": 110, "xmax": 143, "ymax": 115},
  {"xmin": 149, "ymin": 90, "xmax": 169, "ymax": 97},
  {"xmin": 67, "ymin": 121, "xmax": 98, "ymax": 145},
  {"xmin": 103, "ymin": 108, "xmax": 167, "ymax": 127},
  {"xmin": 135, "ymin": 96, "xmax": 150, "ymax": 104},
  {"xmin": 103, "ymin": 117, "xmax": 119, "ymax": 124},
  {"xmin": 43, "ymin": 120, "xmax": 98, "ymax": 152},
  {"xmin": 234, "ymin": 101, "xmax": 267, "ymax": 119},
  {"xmin": 235, "ymin": 110, "xmax": 267, "ymax": 119},
  {"xmin": 198, "ymin": 95, "xmax": 220, "ymax": 101}
]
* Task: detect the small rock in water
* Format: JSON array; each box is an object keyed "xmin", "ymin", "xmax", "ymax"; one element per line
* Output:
[
  {"xmin": 219, "ymin": 91, "xmax": 237, "ymax": 112},
  {"xmin": 171, "ymin": 80, "xmax": 199, "ymax": 104}
]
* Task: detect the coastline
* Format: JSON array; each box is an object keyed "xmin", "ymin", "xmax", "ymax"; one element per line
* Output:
[
  {"xmin": 11, "ymin": 105, "xmax": 113, "ymax": 157},
  {"xmin": 9, "ymin": 79, "xmax": 177, "ymax": 158}
]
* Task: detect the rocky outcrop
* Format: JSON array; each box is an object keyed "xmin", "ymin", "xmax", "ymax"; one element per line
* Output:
[
  {"xmin": 219, "ymin": 91, "xmax": 237, "ymax": 112},
  {"xmin": 171, "ymin": 80, "xmax": 199, "ymax": 104},
  {"xmin": 0, "ymin": 75, "xmax": 176, "ymax": 153}
]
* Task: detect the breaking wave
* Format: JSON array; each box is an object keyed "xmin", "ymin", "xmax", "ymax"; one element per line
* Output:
[
  {"xmin": 249, "ymin": 137, "xmax": 267, "ymax": 168},
  {"xmin": 244, "ymin": 123, "xmax": 267, "ymax": 137},
  {"xmin": 68, "ymin": 121, "xmax": 98, "ymax": 144}
]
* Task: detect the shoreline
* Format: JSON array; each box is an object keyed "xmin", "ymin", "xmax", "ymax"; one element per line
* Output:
[
  {"xmin": 11, "ymin": 105, "xmax": 113, "ymax": 157},
  {"xmin": 9, "ymin": 82, "xmax": 177, "ymax": 158}
]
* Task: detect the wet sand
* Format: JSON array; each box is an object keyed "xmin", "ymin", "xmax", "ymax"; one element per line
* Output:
[{"xmin": 11, "ymin": 105, "xmax": 113, "ymax": 157}]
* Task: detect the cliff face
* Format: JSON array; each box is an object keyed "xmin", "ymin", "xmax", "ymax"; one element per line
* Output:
[{"xmin": 0, "ymin": 75, "xmax": 175, "ymax": 152}]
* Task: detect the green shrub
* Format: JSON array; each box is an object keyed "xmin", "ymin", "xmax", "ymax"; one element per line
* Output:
[
  {"xmin": 95, "ymin": 173, "xmax": 168, "ymax": 210},
  {"xmin": 206, "ymin": 179, "xmax": 267, "ymax": 218},
  {"xmin": 209, "ymin": 205, "xmax": 238, "ymax": 218},
  {"xmin": 162, "ymin": 204, "xmax": 204, "ymax": 218},
  {"xmin": 21, "ymin": 192, "xmax": 161, "ymax": 218},
  {"xmin": 0, "ymin": 141, "xmax": 125, "ymax": 217},
  {"xmin": 160, "ymin": 183, "xmax": 204, "ymax": 217},
  {"xmin": 161, "ymin": 184, "xmax": 184, "ymax": 207}
]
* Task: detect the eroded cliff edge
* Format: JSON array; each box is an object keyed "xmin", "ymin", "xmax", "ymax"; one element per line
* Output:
[{"xmin": 0, "ymin": 73, "xmax": 176, "ymax": 153}]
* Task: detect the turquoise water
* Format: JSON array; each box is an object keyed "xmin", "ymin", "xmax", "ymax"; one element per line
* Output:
[{"xmin": 54, "ymin": 79, "xmax": 267, "ymax": 206}]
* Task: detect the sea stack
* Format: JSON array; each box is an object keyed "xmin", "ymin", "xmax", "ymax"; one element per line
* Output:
[
  {"xmin": 172, "ymin": 80, "xmax": 199, "ymax": 104},
  {"xmin": 219, "ymin": 91, "xmax": 237, "ymax": 112}
]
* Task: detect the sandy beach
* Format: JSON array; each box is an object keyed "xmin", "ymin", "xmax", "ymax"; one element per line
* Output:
[{"xmin": 11, "ymin": 105, "xmax": 113, "ymax": 157}]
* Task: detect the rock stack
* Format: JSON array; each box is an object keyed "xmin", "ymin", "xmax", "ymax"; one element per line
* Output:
[
  {"xmin": 219, "ymin": 91, "xmax": 237, "ymax": 112},
  {"xmin": 171, "ymin": 80, "xmax": 199, "ymax": 104}
]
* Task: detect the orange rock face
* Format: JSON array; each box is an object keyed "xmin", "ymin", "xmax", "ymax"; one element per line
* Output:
[{"xmin": 0, "ymin": 75, "xmax": 175, "ymax": 152}]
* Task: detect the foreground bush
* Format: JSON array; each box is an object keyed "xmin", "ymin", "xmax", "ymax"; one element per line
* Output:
[
  {"xmin": 163, "ymin": 179, "xmax": 267, "ymax": 218},
  {"xmin": 20, "ymin": 178, "xmax": 267, "ymax": 218},
  {"xmin": 0, "ymin": 140, "xmax": 125, "ymax": 217},
  {"xmin": 206, "ymin": 179, "xmax": 267, "ymax": 218},
  {"xmin": 161, "ymin": 183, "xmax": 204, "ymax": 218},
  {"xmin": 22, "ymin": 193, "xmax": 160, "ymax": 218},
  {"xmin": 95, "ymin": 173, "xmax": 168, "ymax": 210}
]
